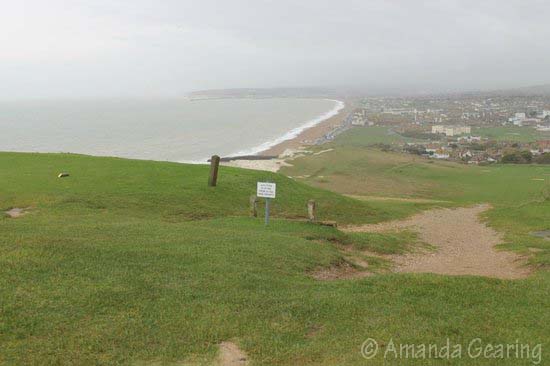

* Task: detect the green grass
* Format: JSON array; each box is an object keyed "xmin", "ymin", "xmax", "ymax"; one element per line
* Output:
[
  {"xmin": 0, "ymin": 152, "xmax": 385, "ymax": 225},
  {"xmin": 335, "ymin": 125, "xmax": 550, "ymax": 147},
  {"xmin": 338, "ymin": 125, "xmax": 550, "ymax": 145},
  {"xmin": 1, "ymin": 152, "xmax": 550, "ymax": 365},
  {"xmin": 282, "ymin": 145, "xmax": 550, "ymax": 268},
  {"xmin": 347, "ymin": 230, "xmax": 424, "ymax": 254},
  {"xmin": 473, "ymin": 126, "xmax": 550, "ymax": 142},
  {"xmin": 331, "ymin": 126, "xmax": 417, "ymax": 147}
]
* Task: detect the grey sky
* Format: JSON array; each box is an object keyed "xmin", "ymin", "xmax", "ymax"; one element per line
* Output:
[{"xmin": 2, "ymin": 0, "xmax": 550, "ymax": 98}]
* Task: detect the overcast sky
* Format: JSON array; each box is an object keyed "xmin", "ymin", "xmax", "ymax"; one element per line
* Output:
[{"xmin": 2, "ymin": 0, "xmax": 550, "ymax": 98}]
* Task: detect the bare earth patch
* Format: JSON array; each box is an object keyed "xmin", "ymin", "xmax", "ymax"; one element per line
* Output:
[
  {"xmin": 310, "ymin": 260, "xmax": 372, "ymax": 280},
  {"xmin": 218, "ymin": 341, "xmax": 248, "ymax": 366},
  {"xmin": 221, "ymin": 158, "xmax": 292, "ymax": 173},
  {"xmin": 5, "ymin": 207, "xmax": 29, "ymax": 218},
  {"xmin": 344, "ymin": 204, "xmax": 530, "ymax": 279},
  {"xmin": 531, "ymin": 230, "xmax": 550, "ymax": 240}
]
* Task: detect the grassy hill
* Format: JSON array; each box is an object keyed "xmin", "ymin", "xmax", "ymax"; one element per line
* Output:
[
  {"xmin": 0, "ymin": 152, "xmax": 386, "ymax": 225},
  {"xmin": 1, "ymin": 152, "xmax": 549, "ymax": 365},
  {"xmin": 282, "ymin": 132, "xmax": 550, "ymax": 268}
]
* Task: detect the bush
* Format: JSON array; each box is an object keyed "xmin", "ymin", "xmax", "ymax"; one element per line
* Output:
[
  {"xmin": 371, "ymin": 143, "xmax": 392, "ymax": 152},
  {"xmin": 400, "ymin": 130, "xmax": 438, "ymax": 140},
  {"xmin": 403, "ymin": 145, "xmax": 427, "ymax": 155},
  {"xmin": 535, "ymin": 153, "xmax": 550, "ymax": 164},
  {"xmin": 520, "ymin": 150, "xmax": 533, "ymax": 163},
  {"xmin": 501, "ymin": 150, "xmax": 533, "ymax": 164}
]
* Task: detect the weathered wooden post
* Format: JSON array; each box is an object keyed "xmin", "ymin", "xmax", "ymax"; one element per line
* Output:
[
  {"xmin": 208, "ymin": 155, "xmax": 220, "ymax": 187},
  {"xmin": 250, "ymin": 195, "xmax": 259, "ymax": 217},
  {"xmin": 307, "ymin": 200, "xmax": 316, "ymax": 221}
]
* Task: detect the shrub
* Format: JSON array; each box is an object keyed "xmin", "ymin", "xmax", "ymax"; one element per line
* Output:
[
  {"xmin": 501, "ymin": 150, "xmax": 532, "ymax": 164},
  {"xmin": 535, "ymin": 153, "xmax": 550, "ymax": 164}
]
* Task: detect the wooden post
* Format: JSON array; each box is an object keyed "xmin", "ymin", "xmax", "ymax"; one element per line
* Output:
[
  {"xmin": 250, "ymin": 195, "xmax": 259, "ymax": 217},
  {"xmin": 208, "ymin": 155, "xmax": 220, "ymax": 187},
  {"xmin": 307, "ymin": 200, "xmax": 316, "ymax": 221}
]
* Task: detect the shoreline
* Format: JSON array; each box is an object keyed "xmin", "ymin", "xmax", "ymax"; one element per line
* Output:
[
  {"xmin": 221, "ymin": 99, "xmax": 354, "ymax": 172},
  {"xmin": 227, "ymin": 99, "xmax": 346, "ymax": 158},
  {"xmin": 259, "ymin": 99, "xmax": 351, "ymax": 156}
]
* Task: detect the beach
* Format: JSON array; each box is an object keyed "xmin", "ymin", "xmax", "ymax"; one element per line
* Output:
[
  {"xmin": 221, "ymin": 99, "xmax": 352, "ymax": 171},
  {"xmin": 260, "ymin": 100, "xmax": 351, "ymax": 156}
]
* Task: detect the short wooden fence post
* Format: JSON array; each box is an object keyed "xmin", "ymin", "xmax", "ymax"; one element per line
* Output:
[
  {"xmin": 250, "ymin": 195, "xmax": 259, "ymax": 217},
  {"xmin": 208, "ymin": 155, "xmax": 220, "ymax": 187},
  {"xmin": 307, "ymin": 200, "xmax": 316, "ymax": 221}
]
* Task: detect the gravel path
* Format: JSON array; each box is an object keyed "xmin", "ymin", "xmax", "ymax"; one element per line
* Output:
[{"xmin": 345, "ymin": 204, "xmax": 530, "ymax": 279}]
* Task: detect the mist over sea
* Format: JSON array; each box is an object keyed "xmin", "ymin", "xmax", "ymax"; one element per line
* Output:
[{"xmin": 0, "ymin": 98, "xmax": 342, "ymax": 162}]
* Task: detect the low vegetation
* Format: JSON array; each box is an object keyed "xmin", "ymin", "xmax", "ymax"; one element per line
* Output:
[
  {"xmin": 473, "ymin": 126, "xmax": 550, "ymax": 142},
  {"xmin": 501, "ymin": 150, "xmax": 534, "ymax": 164},
  {"xmin": 283, "ymin": 138, "xmax": 550, "ymax": 268},
  {"xmin": 346, "ymin": 230, "xmax": 423, "ymax": 255},
  {"xmin": 1, "ymin": 149, "xmax": 549, "ymax": 365},
  {"xmin": 535, "ymin": 153, "xmax": 550, "ymax": 164}
]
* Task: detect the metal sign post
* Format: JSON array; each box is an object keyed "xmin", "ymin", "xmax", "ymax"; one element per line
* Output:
[
  {"xmin": 257, "ymin": 182, "xmax": 276, "ymax": 226},
  {"xmin": 265, "ymin": 198, "xmax": 270, "ymax": 225}
]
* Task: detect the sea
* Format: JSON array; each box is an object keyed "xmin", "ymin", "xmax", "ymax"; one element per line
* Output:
[{"xmin": 0, "ymin": 98, "xmax": 343, "ymax": 163}]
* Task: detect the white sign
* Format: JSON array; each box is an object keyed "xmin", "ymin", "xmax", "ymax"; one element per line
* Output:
[{"xmin": 257, "ymin": 182, "xmax": 276, "ymax": 198}]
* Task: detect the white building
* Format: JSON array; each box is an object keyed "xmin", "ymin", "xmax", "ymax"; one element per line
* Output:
[
  {"xmin": 351, "ymin": 118, "xmax": 366, "ymax": 126},
  {"xmin": 431, "ymin": 125, "xmax": 471, "ymax": 136},
  {"xmin": 351, "ymin": 109, "xmax": 368, "ymax": 126},
  {"xmin": 431, "ymin": 125, "xmax": 446, "ymax": 134},
  {"xmin": 458, "ymin": 136, "xmax": 481, "ymax": 143},
  {"xmin": 432, "ymin": 149, "xmax": 450, "ymax": 159},
  {"xmin": 509, "ymin": 112, "xmax": 527, "ymax": 126}
]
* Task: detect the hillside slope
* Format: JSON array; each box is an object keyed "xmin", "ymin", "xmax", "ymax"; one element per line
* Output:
[
  {"xmin": 0, "ymin": 152, "xmax": 383, "ymax": 225},
  {"xmin": 1, "ymin": 152, "xmax": 549, "ymax": 365}
]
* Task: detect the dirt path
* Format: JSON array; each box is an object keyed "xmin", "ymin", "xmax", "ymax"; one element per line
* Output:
[
  {"xmin": 345, "ymin": 204, "xmax": 530, "ymax": 279},
  {"xmin": 218, "ymin": 342, "xmax": 248, "ymax": 366},
  {"xmin": 345, "ymin": 195, "xmax": 452, "ymax": 204}
]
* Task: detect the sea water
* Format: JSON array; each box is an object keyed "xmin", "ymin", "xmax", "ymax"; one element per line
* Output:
[{"xmin": 0, "ymin": 98, "xmax": 343, "ymax": 162}]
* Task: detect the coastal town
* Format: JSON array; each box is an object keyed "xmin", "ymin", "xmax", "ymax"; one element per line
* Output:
[{"xmin": 346, "ymin": 94, "xmax": 550, "ymax": 164}]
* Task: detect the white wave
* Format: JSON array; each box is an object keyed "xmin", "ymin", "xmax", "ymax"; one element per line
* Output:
[
  {"xmin": 229, "ymin": 99, "xmax": 345, "ymax": 157},
  {"xmin": 181, "ymin": 99, "xmax": 345, "ymax": 164}
]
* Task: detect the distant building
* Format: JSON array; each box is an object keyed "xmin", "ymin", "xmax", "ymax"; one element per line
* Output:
[
  {"xmin": 431, "ymin": 125, "xmax": 446, "ymax": 134},
  {"xmin": 521, "ymin": 118, "xmax": 541, "ymax": 126},
  {"xmin": 382, "ymin": 108, "xmax": 414, "ymax": 115},
  {"xmin": 458, "ymin": 150, "xmax": 473, "ymax": 159},
  {"xmin": 432, "ymin": 148, "xmax": 450, "ymax": 159},
  {"xmin": 431, "ymin": 125, "xmax": 471, "ymax": 136},
  {"xmin": 509, "ymin": 112, "xmax": 527, "ymax": 126},
  {"xmin": 425, "ymin": 144, "xmax": 439, "ymax": 154},
  {"xmin": 350, "ymin": 109, "xmax": 368, "ymax": 126},
  {"xmin": 457, "ymin": 135, "xmax": 482, "ymax": 143},
  {"xmin": 537, "ymin": 140, "xmax": 550, "ymax": 153}
]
